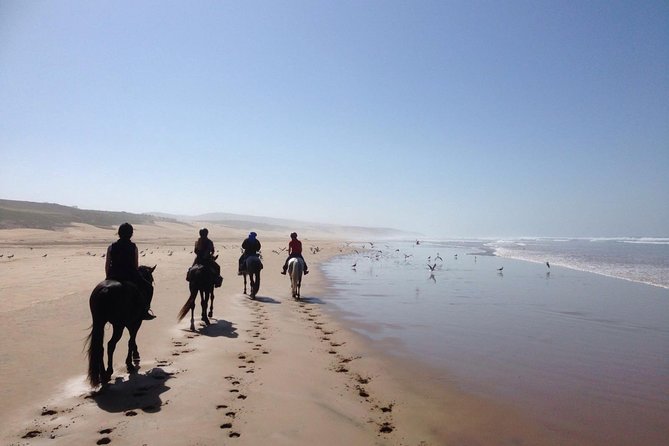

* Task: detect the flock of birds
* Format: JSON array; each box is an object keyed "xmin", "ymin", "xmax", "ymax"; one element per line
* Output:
[{"xmin": 344, "ymin": 242, "xmax": 552, "ymax": 282}]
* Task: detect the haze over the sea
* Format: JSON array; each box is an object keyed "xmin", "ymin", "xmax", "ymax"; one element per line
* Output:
[{"xmin": 1, "ymin": 1, "xmax": 667, "ymax": 238}]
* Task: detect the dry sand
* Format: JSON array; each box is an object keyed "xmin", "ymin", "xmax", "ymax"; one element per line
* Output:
[{"xmin": 1, "ymin": 222, "xmax": 567, "ymax": 445}]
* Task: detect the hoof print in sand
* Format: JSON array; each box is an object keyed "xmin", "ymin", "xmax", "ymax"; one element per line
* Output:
[
  {"xmin": 124, "ymin": 410, "xmax": 138, "ymax": 417},
  {"xmin": 22, "ymin": 430, "xmax": 41, "ymax": 439},
  {"xmin": 229, "ymin": 431, "xmax": 241, "ymax": 438},
  {"xmin": 220, "ymin": 422, "xmax": 233, "ymax": 429},
  {"xmin": 96, "ymin": 437, "xmax": 112, "ymax": 445},
  {"xmin": 379, "ymin": 422, "xmax": 394, "ymax": 433},
  {"xmin": 356, "ymin": 375, "xmax": 370, "ymax": 385},
  {"xmin": 380, "ymin": 403, "xmax": 394, "ymax": 413}
]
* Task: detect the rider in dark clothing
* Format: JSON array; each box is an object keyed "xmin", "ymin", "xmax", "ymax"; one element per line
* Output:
[
  {"xmin": 191, "ymin": 228, "xmax": 223, "ymax": 286},
  {"xmin": 105, "ymin": 222, "xmax": 156, "ymax": 320},
  {"xmin": 238, "ymin": 231, "xmax": 261, "ymax": 275}
]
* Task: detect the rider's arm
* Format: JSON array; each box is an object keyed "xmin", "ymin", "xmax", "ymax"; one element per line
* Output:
[
  {"xmin": 133, "ymin": 245, "xmax": 139, "ymax": 269},
  {"xmin": 105, "ymin": 246, "xmax": 112, "ymax": 277}
]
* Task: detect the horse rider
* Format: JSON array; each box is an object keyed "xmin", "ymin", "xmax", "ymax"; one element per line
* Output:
[
  {"xmin": 238, "ymin": 231, "xmax": 261, "ymax": 275},
  {"xmin": 191, "ymin": 228, "xmax": 223, "ymax": 286},
  {"xmin": 281, "ymin": 232, "xmax": 309, "ymax": 275},
  {"xmin": 105, "ymin": 222, "xmax": 156, "ymax": 320}
]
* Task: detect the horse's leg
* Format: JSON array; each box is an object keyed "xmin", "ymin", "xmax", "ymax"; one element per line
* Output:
[
  {"xmin": 126, "ymin": 324, "xmax": 141, "ymax": 371},
  {"xmin": 254, "ymin": 272, "xmax": 260, "ymax": 296},
  {"xmin": 208, "ymin": 289, "xmax": 214, "ymax": 318},
  {"xmin": 243, "ymin": 273, "xmax": 248, "ymax": 295},
  {"xmin": 105, "ymin": 324, "xmax": 124, "ymax": 383},
  {"xmin": 200, "ymin": 290, "xmax": 210, "ymax": 325}
]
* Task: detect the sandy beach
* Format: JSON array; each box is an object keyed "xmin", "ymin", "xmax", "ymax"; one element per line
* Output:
[{"xmin": 1, "ymin": 222, "xmax": 596, "ymax": 445}]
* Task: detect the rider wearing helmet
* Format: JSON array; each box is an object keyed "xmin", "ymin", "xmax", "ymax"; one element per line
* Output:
[
  {"xmin": 238, "ymin": 231, "xmax": 261, "ymax": 275},
  {"xmin": 281, "ymin": 232, "xmax": 309, "ymax": 275},
  {"xmin": 105, "ymin": 222, "xmax": 156, "ymax": 320},
  {"xmin": 191, "ymin": 228, "xmax": 223, "ymax": 286}
]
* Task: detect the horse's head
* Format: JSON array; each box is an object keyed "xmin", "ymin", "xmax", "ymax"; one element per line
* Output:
[{"xmin": 139, "ymin": 265, "xmax": 157, "ymax": 283}]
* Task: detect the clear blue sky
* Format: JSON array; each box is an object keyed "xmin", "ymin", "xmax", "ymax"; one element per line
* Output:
[{"xmin": 1, "ymin": 0, "xmax": 667, "ymax": 238}]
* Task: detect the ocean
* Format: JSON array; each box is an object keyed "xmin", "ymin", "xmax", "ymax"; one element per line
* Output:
[
  {"xmin": 491, "ymin": 237, "xmax": 669, "ymax": 289},
  {"xmin": 321, "ymin": 238, "xmax": 669, "ymax": 444}
]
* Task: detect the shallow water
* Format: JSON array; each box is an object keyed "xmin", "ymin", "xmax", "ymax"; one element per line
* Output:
[{"xmin": 322, "ymin": 241, "xmax": 669, "ymax": 444}]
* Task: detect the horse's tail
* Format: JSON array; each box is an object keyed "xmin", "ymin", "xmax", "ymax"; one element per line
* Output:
[
  {"xmin": 86, "ymin": 286, "xmax": 107, "ymax": 387},
  {"xmin": 177, "ymin": 290, "xmax": 197, "ymax": 322}
]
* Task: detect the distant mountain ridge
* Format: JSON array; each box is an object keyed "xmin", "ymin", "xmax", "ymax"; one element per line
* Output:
[{"xmin": 0, "ymin": 199, "xmax": 176, "ymax": 230}]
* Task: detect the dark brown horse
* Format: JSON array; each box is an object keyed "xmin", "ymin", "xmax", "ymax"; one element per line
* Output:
[
  {"xmin": 178, "ymin": 261, "xmax": 219, "ymax": 331},
  {"xmin": 86, "ymin": 265, "xmax": 156, "ymax": 388},
  {"xmin": 242, "ymin": 255, "xmax": 262, "ymax": 298}
]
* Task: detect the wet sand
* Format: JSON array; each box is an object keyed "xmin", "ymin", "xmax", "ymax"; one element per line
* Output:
[{"xmin": 323, "ymin": 243, "xmax": 669, "ymax": 445}]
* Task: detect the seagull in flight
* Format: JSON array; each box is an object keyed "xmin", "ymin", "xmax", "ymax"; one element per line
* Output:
[{"xmin": 427, "ymin": 263, "xmax": 437, "ymax": 271}]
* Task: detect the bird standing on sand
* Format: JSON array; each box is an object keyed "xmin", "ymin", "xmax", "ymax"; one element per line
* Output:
[
  {"xmin": 497, "ymin": 266, "xmax": 503, "ymax": 271},
  {"xmin": 546, "ymin": 262, "xmax": 550, "ymax": 269}
]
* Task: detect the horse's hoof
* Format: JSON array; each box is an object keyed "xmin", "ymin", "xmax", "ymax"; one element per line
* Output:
[{"xmin": 208, "ymin": 311, "xmax": 213, "ymax": 318}]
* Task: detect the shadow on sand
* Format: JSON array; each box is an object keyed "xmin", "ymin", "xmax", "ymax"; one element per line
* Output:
[
  {"xmin": 198, "ymin": 318, "xmax": 239, "ymax": 338},
  {"xmin": 251, "ymin": 295, "xmax": 281, "ymax": 304},
  {"xmin": 89, "ymin": 367, "xmax": 171, "ymax": 414}
]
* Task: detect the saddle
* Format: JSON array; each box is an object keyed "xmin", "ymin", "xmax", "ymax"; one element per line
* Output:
[
  {"xmin": 186, "ymin": 264, "xmax": 204, "ymax": 282},
  {"xmin": 186, "ymin": 264, "xmax": 223, "ymax": 287}
]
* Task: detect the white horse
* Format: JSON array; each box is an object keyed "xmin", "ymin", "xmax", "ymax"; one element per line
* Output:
[{"xmin": 287, "ymin": 257, "xmax": 304, "ymax": 299}]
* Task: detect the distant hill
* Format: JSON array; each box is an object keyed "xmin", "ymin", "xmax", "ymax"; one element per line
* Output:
[
  {"xmin": 0, "ymin": 199, "xmax": 177, "ymax": 230},
  {"xmin": 0, "ymin": 199, "xmax": 418, "ymax": 239},
  {"xmin": 151, "ymin": 211, "xmax": 419, "ymax": 239}
]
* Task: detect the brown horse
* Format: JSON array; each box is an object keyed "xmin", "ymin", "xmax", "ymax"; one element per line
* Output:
[
  {"xmin": 86, "ymin": 265, "xmax": 156, "ymax": 388},
  {"xmin": 178, "ymin": 261, "xmax": 218, "ymax": 331}
]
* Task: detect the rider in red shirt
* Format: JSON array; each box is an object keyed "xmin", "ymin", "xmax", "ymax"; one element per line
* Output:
[{"xmin": 281, "ymin": 232, "xmax": 309, "ymax": 275}]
